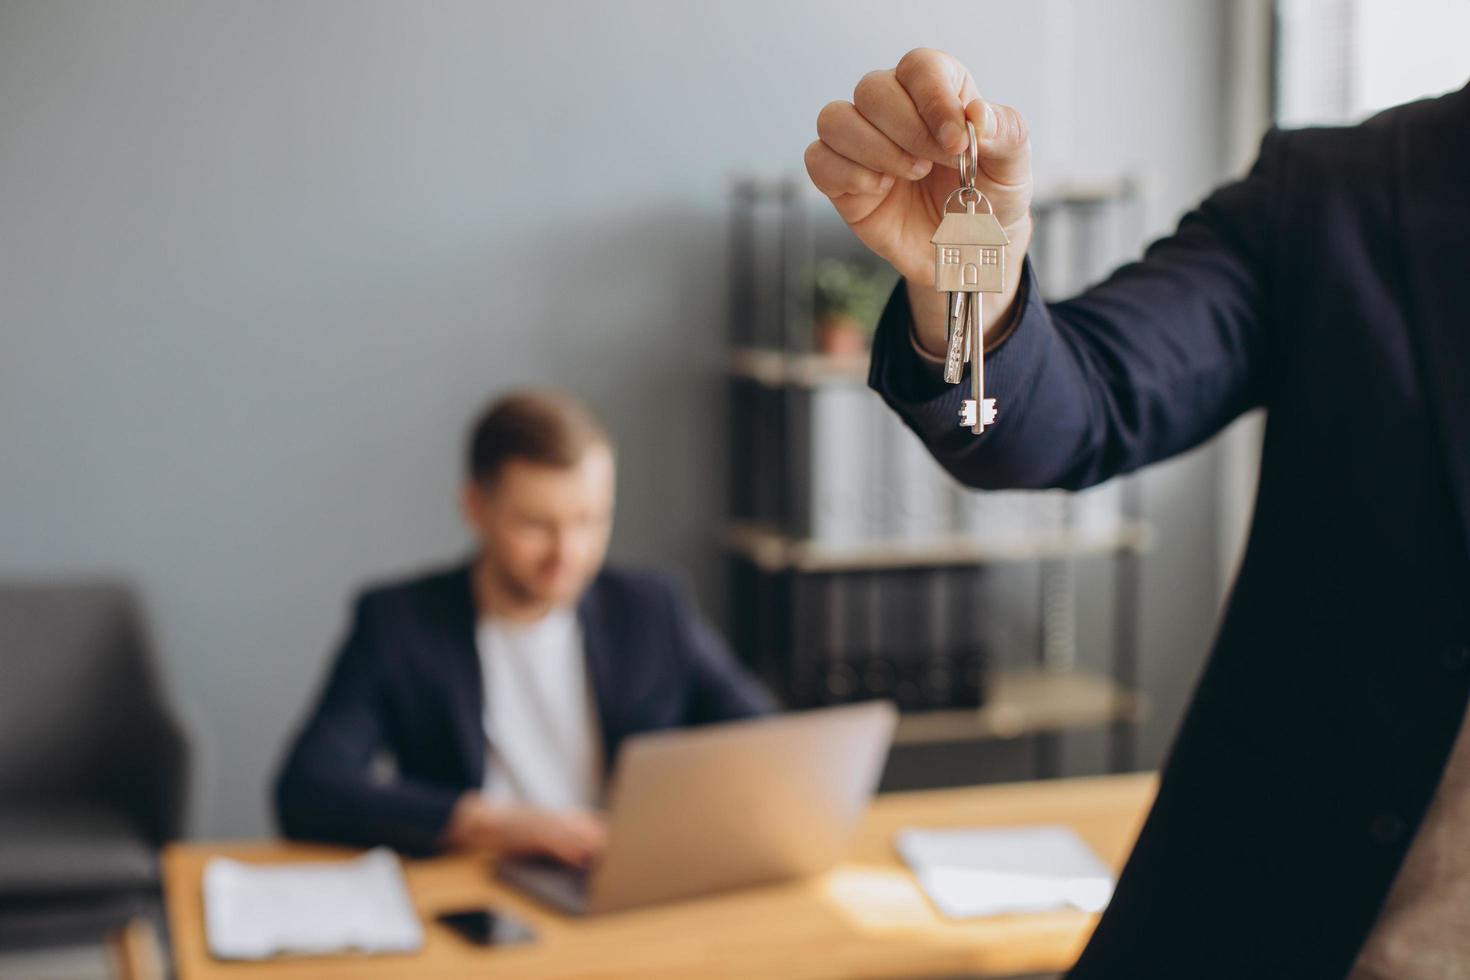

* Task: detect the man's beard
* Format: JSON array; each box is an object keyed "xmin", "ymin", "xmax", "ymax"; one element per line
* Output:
[{"xmin": 483, "ymin": 554, "xmax": 565, "ymax": 607}]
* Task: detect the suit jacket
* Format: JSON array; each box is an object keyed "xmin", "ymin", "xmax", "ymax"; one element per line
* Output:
[
  {"xmin": 870, "ymin": 84, "xmax": 1470, "ymax": 978},
  {"xmin": 274, "ymin": 561, "xmax": 775, "ymax": 855}
]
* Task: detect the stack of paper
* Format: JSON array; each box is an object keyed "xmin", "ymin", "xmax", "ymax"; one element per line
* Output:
[
  {"xmin": 203, "ymin": 847, "xmax": 424, "ymax": 960},
  {"xmin": 896, "ymin": 824, "xmax": 1115, "ymax": 919}
]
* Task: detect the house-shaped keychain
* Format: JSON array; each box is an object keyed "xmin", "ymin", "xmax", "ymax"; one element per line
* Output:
[{"xmin": 931, "ymin": 201, "xmax": 1009, "ymax": 293}]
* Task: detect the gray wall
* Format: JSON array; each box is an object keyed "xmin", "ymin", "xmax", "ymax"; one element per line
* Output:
[{"xmin": 0, "ymin": 0, "xmax": 1240, "ymax": 837}]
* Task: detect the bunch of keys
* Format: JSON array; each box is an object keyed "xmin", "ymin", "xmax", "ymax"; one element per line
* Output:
[{"xmin": 930, "ymin": 119, "xmax": 1009, "ymax": 434}]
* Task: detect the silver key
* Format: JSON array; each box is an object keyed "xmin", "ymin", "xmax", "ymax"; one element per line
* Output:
[
  {"xmin": 959, "ymin": 289, "xmax": 998, "ymax": 432},
  {"xmin": 943, "ymin": 291, "xmax": 967, "ymax": 384}
]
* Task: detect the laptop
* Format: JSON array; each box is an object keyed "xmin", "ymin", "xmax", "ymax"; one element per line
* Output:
[{"xmin": 495, "ymin": 700, "xmax": 897, "ymax": 915}]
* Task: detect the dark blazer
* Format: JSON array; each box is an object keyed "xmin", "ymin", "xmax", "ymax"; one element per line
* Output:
[
  {"xmin": 870, "ymin": 84, "xmax": 1470, "ymax": 978},
  {"xmin": 274, "ymin": 562, "xmax": 775, "ymax": 855}
]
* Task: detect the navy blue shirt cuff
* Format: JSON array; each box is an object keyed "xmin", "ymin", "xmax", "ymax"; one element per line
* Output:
[{"xmin": 867, "ymin": 256, "xmax": 1048, "ymax": 448}]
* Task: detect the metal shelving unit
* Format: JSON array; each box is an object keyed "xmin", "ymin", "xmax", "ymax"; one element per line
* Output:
[{"xmin": 725, "ymin": 174, "xmax": 1150, "ymax": 780}]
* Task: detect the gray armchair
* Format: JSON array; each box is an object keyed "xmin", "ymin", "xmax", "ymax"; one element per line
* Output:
[{"xmin": 0, "ymin": 581, "xmax": 191, "ymax": 948}]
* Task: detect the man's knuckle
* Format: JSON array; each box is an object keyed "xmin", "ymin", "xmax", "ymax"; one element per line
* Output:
[
  {"xmin": 896, "ymin": 47, "xmax": 938, "ymax": 78},
  {"xmin": 853, "ymin": 70, "xmax": 887, "ymax": 108},
  {"xmin": 996, "ymin": 106, "xmax": 1029, "ymax": 145},
  {"xmin": 803, "ymin": 142, "xmax": 824, "ymax": 176},
  {"xmin": 1011, "ymin": 111, "xmax": 1031, "ymax": 145},
  {"xmin": 915, "ymin": 90, "xmax": 950, "ymax": 123},
  {"xmin": 816, "ymin": 100, "xmax": 847, "ymax": 138}
]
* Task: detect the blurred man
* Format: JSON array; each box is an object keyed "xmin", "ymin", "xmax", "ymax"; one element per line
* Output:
[
  {"xmin": 275, "ymin": 391, "xmax": 773, "ymax": 864},
  {"xmin": 809, "ymin": 48, "xmax": 1470, "ymax": 980}
]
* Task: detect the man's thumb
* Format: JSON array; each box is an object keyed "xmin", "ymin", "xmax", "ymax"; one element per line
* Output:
[{"xmin": 964, "ymin": 99, "xmax": 1032, "ymax": 190}]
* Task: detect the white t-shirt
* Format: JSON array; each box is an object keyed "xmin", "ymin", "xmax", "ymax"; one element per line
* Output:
[{"xmin": 476, "ymin": 607, "xmax": 603, "ymax": 810}]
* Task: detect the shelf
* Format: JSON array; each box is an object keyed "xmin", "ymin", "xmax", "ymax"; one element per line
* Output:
[
  {"xmin": 722, "ymin": 521, "xmax": 1152, "ymax": 573},
  {"xmin": 1030, "ymin": 176, "xmax": 1141, "ymax": 210},
  {"xmin": 893, "ymin": 667, "xmax": 1147, "ymax": 747},
  {"xmin": 727, "ymin": 348, "xmax": 869, "ymax": 388}
]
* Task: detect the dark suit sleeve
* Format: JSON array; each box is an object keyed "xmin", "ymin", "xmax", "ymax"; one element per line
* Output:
[
  {"xmin": 870, "ymin": 129, "xmax": 1284, "ymax": 491},
  {"xmin": 662, "ymin": 577, "xmax": 777, "ymax": 723},
  {"xmin": 274, "ymin": 595, "xmax": 461, "ymax": 855}
]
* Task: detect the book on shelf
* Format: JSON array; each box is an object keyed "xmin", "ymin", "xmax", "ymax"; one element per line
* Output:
[
  {"xmin": 784, "ymin": 566, "xmax": 988, "ymax": 712},
  {"xmin": 800, "ymin": 381, "xmax": 873, "ymax": 544},
  {"xmin": 873, "ymin": 399, "xmax": 954, "ymax": 541}
]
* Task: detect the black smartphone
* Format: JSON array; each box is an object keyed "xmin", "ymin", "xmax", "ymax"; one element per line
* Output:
[{"xmin": 435, "ymin": 907, "xmax": 538, "ymax": 947}]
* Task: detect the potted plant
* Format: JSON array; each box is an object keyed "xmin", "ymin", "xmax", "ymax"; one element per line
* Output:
[{"xmin": 809, "ymin": 259, "xmax": 888, "ymax": 357}]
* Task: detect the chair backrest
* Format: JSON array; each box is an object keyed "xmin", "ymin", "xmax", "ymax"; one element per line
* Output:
[{"xmin": 0, "ymin": 580, "xmax": 190, "ymax": 842}]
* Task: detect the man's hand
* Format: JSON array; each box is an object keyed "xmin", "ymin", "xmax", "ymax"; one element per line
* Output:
[
  {"xmin": 805, "ymin": 48, "xmax": 1034, "ymax": 358},
  {"xmin": 441, "ymin": 792, "xmax": 608, "ymax": 868}
]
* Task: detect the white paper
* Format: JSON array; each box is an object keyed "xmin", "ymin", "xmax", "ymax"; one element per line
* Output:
[
  {"xmin": 203, "ymin": 847, "xmax": 424, "ymax": 960},
  {"xmin": 896, "ymin": 824, "xmax": 1115, "ymax": 919}
]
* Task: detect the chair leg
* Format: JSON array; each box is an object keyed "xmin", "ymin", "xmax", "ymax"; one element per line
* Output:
[{"xmin": 105, "ymin": 917, "xmax": 165, "ymax": 980}]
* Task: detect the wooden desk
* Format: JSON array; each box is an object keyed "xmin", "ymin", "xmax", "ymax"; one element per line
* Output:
[{"xmin": 164, "ymin": 772, "xmax": 1156, "ymax": 980}]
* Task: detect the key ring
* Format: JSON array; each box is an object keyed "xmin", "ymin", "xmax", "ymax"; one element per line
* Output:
[
  {"xmin": 946, "ymin": 119, "xmax": 993, "ymax": 216},
  {"xmin": 957, "ymin": 118, "xmax": 979, "ymax": 190}
]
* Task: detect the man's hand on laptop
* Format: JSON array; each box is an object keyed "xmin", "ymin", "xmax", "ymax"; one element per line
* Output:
[{"xmin": 441, "ymin": 792, "xmax": 609, "ymax": 867}]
